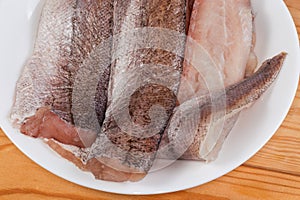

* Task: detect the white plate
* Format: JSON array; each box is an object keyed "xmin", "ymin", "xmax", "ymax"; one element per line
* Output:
[{"xmin": 0, "ymin": 0, "xmax": 299, "ymax": 195}]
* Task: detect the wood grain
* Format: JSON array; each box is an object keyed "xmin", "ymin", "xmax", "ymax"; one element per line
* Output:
[
  {"xmin": 1, "ymin": 0, "xmax": 300, "ymax": 199},
  {"xmin": 286, "ymin": 0, "xmax": 300, "ymax": 37},
  {"xmin": 245, "ymin": 86, "xmax": 300, "ymax": 176}
]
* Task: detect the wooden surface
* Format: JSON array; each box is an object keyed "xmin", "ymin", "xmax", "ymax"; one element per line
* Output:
[{"xmin": 1, "ymin": 1, "xmax": 300, "ymax": 199}]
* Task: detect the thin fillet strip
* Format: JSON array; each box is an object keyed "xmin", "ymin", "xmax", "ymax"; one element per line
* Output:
[
  {"xmin": 11, "ymin": 0, "xmax": 113, "ymax": 147},
  {"xmin": 186, "ymin": 53, "xmax": 286, "ymax": 159},
  {"xmin": 160, "ymin": 53, "xmax": 286, "ymax": 160}
]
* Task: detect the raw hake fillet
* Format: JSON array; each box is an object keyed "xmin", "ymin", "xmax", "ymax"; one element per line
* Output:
[
  {"xmin": 11, "ymin": 0, "xmax": 113, "ymax": 147},
  {"xmin": 181, "ymin": 0, "xmax": 255, "ymax": 160},
  {"xmin": 159, "ymin": 0, "xmax": 257, "ymax": 161},
  {"xmin": 86, "ymin": 0, "xmax": 187, "ymax": 181}
]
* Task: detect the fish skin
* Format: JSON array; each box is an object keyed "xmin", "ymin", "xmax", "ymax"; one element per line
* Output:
[
  {"xmin": 70, "ymin": 0, "xmax": 113, "ymax": 129},
  {"xmin": 180, "ymin": 53, "xmax": 287, "ymax": 160},
  {"xmin": 11, "ymin": 0, "xmax": 113, "ymax": 147},
  {"xmin": 11, "ymin": 0, "xmax": 75, "ymax": 124},
  {"xmin": 87, "ymin": 0, "xmax": 187, "ymax": 178}
]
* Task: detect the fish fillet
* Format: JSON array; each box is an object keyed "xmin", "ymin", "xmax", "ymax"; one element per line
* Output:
[
  {"xmin": 183, "ymin": 0, "xmax": 255, "ymax": 160},
  {"xmin": 159, "ymin": 0, "xmax": 257, "ymax": 161},
  {"xmin": 11, "ymin": 0, "xmax": 113, "ymax": 147},
  {"xmin": 84, "ymin": 0, "xmax": 187, "ymax": 181}
]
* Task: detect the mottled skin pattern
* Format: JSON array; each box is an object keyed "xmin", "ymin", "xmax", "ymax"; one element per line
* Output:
[
  {"xmin": 11, "ymin": 0, "xmax": 75, "ymax": 124},
  {"xmin": 180, "ymin": 53, "xmax": 286, "ymax": 160},
  {"xmin": 89, "ymin": 0, "xmax": 187, "ymax": 174},
  {"xmin": 11, "ymin": 0, "xmax": 113, "ymax": 146},
  {"xmin": 71, "ymin": 0, "xmax": 113, "ymax": 126}
]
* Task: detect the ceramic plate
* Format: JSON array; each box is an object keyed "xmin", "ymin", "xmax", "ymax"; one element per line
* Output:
[{"xmin": 0, "ymin": 0, "xmax": 299, "ymax": 195}]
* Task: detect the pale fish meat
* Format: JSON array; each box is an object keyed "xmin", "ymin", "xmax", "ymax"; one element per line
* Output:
[{"xmin": 158, "ymin": 0, "xmax": 257, "ymax": 161}]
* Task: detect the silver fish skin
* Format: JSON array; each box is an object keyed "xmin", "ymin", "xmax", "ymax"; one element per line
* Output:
[
  {"xmin": 11, "ymin": 0, "xmax": 113, "ymax": 147},
  {"xmin": 160, "ymin": 53, "xmax": 286, "ymax": 161},
  {"xmin": 86, "ymin": 0, "xmax": 187, "ymax": 181},
  {"xmin": 11, "ymin": 0, "xmax": 76, "ymax": 124},
  {"xmin": 196, "ymin": 53, "xmax": 287, "ymax": 161}
]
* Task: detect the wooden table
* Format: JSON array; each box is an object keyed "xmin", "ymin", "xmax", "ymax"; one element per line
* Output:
[{"xmin": 1, "ymin": 1, "xmax": 300, "ymax": 199}]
